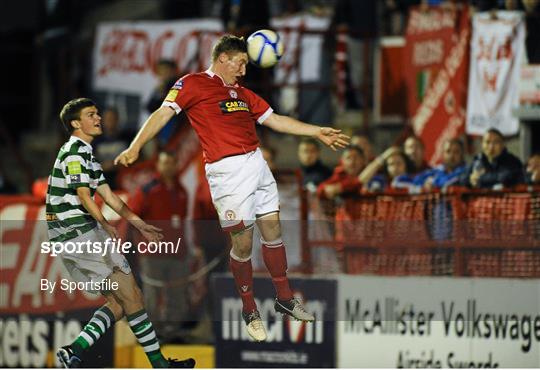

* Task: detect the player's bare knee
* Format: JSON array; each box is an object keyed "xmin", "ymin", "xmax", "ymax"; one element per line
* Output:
[{"xmin": 257, "ymin": 215, "xmax": 282, "ymax": 242}]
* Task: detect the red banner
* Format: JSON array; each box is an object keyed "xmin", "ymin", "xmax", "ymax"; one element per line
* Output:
[
  {"xmin": 404, "ymin": 5, "xmax": 471, "ymax": 165},
  {"xmin": 0, "ymin": 196, "xmax": 106, "ymax": 315}
]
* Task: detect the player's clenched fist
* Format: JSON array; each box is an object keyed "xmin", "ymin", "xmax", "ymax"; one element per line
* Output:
[{"xmin": 114, "ymin": 147, "xmax": 140, "ymax": 167}]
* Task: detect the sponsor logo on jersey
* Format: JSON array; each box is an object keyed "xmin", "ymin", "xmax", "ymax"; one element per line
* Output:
[
  {"xmin": 70, "ymin": 174, "xmax": 81, "ymax": 183},
  {"xmin": 67, "ymin": 161, "xmax": 82, "ymax": 175},
  {"xmin": 219, "ymin": 99, "xmax": 250, "ymax": 113},
  {"xmin": 172, "ymin": 80, "xmax": 184, "ymax": 89},
  {"xmin": 165, "ymin": 89, "xmax": 179, "ymax": 101},
  {"xmin": 229, "ymin": 89, "xmax": 238, "ymax": 98}
]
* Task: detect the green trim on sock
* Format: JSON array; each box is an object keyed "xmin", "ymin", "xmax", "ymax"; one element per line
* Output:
[
  {"xmin": 148, "ymin": 352, "xmax": 168, "ymax": 368},
  {"xmin": 126, "ymin": 309, "xmax": 147, "ymax": 321},
  {"xmin": 135, "ymin": 325, "xmax": 154, "ymax": 339},
  {"xmin": 71, "ymin": 337, "xmax": 89, "ymax": 356}
]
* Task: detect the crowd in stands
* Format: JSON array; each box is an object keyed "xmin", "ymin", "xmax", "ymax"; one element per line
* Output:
[{"xmin": 310, "ymin": 128, "xmax": 538, "ymax": 202}]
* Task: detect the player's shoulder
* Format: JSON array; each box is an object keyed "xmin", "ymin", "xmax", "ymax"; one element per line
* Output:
[
  {"xmin": 176, "ymin": 72, "xmax": 210, "ymax": 85},
  {"xmin": 59, "ymin": 138, "xmax": 92, "ymax": 161},
  {"xmin": 238, "ymin": 84, "xmax": 257, "ymax": 96}
]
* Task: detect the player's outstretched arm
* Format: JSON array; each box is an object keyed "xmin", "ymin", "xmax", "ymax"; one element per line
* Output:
[
  {"xmin": 96, "ymin": 183, "xmax": 163, "ymax": 242},
  {"xmin": 114, "ymin": 106, "xmax": 176, "ymax": 167},
  {"xmin": 263, "ymin": 112, "xmax": 349, "ymax": 151}
]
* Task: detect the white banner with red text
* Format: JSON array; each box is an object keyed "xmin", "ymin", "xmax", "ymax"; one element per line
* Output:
[{"xmin": 466, "ymin": 11, "xmax": 526, "ymax": 136}]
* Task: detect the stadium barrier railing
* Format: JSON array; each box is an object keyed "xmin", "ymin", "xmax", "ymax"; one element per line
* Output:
[{"xmin": 300, "ymin": 185, "xmax": 540, "ymax": 277}]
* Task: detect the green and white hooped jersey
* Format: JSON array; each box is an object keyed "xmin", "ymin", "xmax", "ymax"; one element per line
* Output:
[{"xmin": 46, "ymin": 136, "xmax": 106, "ymax": 242}]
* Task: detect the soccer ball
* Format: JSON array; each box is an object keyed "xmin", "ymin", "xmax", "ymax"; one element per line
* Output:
[{"xmin": 246, "ymin": 29, "xmax": 284, "ymax": 68}]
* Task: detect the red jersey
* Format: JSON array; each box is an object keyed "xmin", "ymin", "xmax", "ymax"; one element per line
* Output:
[
  {"xmin": 162, "ymin": 70, "xmax": 273, "ymax": 163},
  {"xmin": 316, "ymin": 166, "xmax": 362, "ymax": 199}
]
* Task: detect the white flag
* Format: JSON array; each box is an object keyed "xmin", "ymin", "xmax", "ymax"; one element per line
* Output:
[{"xmin": 466, "ymin": 11, "xmax": 525, "ymax": 136}]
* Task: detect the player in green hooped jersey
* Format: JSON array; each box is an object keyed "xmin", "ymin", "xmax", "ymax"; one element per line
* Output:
[{"xmin": 46, "ymin": 98, "xmax": 195, "ymax": 369}]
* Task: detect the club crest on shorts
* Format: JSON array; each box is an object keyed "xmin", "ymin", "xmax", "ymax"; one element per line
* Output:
[
  {"xmin": 229, "ymin": 89, "xmax": 238, "ymax": 98},
  {"xmin": 225, "ymin": 210, "xmax": 236, "ymax": 220}
]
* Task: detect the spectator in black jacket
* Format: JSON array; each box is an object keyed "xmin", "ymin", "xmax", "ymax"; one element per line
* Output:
[
  {"xmin": 298, "ymin": 138, "xmax": 333, "ymax": 192},
  {"xmin": 460, "ymin": 128, "xmax": 524, "ymax": 188}
]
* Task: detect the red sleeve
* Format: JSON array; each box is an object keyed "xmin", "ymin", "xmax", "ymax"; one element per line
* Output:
[
  {"xmin": 340, "ymin": 177, "xmax": 362, "ymax": 194},
  {"xmin": 162, "ymin": 74, "xmax": 200, "ymax": 114},
  {"xmin": 317, "ymin": 172, "xmax": 362, "ymax": 198},
  {"xmin": 242, "ymin": 87, "xmax": 273, "ymax": 124},
  {"xmin": 317, "ymin": 172, "xmax": 341, "ymax": 199}
]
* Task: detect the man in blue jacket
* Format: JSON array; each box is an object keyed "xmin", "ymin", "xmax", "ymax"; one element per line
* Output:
[{"xmin": 414, "ymin": 138, "xmax": 466, "ymax": 191}]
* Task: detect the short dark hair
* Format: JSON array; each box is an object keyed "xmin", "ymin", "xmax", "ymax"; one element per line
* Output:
[
  {"xmin": 212, "ymin": 35, "xmax": 247, "ymax": 61},
  {"xmin": 59, "ymin": 98, "xmax": 97, "ymax": 133},
  {"xmin": 486, "ymin": 128, "xmax": 504, "ymax": 141},
  {"xmin": 299, "ymin": 137, "xmax": 320, "ymax": 149}
]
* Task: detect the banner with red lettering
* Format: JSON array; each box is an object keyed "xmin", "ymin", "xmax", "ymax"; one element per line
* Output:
[
  {"xmin": 405, "ymin": 5, "xmax": 471, "ymax": 165},
  {"xmin": 0, "ymin": 196, "xmax": 115, "ymax": 367},
  {"xmin": 0, "ymin": 195, "xmax": 134, "ymax": 315},
  {"xmin": 93, "ymin": 19, "xmax": 223, "ymax": 111},
  {"xmin": 466, "ymin": 11, "xmax": 525, "ymax": 136}
]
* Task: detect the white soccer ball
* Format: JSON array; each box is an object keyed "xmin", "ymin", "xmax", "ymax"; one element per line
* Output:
[{"xmin": 246, "ymin": 29, "xmax": 284, "ymax": 68}]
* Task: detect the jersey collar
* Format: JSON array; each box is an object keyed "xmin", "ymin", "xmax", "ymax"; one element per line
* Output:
[
  {"xmin": 70, "ymin": 135, "xmax": 93, "ymax": 149},
  {"xmin": 205, "ymin": 68, "xmax": 238, "ymax": 87}
]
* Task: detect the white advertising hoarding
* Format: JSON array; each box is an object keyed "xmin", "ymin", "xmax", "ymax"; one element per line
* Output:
[{"xmin": 338, "ymin": 276, "xmax": 540, "ymax": 367}]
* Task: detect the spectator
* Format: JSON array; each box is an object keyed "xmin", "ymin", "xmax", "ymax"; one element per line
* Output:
[
  {"xmin": 360, "ymin": 146, "xmax": 415, "ymax": 191},
  {"xmin": 128, "ymin": 151, "xmax": 191, "ymax": 343},
  {"xmin": 317, "ymin": 146, "xmax": 365, "ymax": 199},
  {"xmin": 350, "ymin": 131, "xmax": 376, "ymax": 161},
  {"xmin": 93, "ymin": 107, "xmax": 131, "ymax": 189},
  {"xmin": 526, "ymin": 153, "xmax": 540, "ymax": 185},
  {"xmin": 413, "ymin": 138, "xmax": 467, "ymax": 191},
  {"xmin": 404, "ymin": 136, "xmax": 431, "ymax": 174},
  {"xmin": 460, "ymin": 129, "xmax": 524, "ymax": 188},
  {"xmin": 146, "ymin": 59, "xmax": 184, "ymax": 147},
  {"xmin": 298, "ymin": 138, "xmax": 333, "ymax": 192}
]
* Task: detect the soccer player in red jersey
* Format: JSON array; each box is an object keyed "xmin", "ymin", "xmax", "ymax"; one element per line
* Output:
[{"xmin": 115, "ymin": 35, "xmax": 349, "ymax": 341}]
